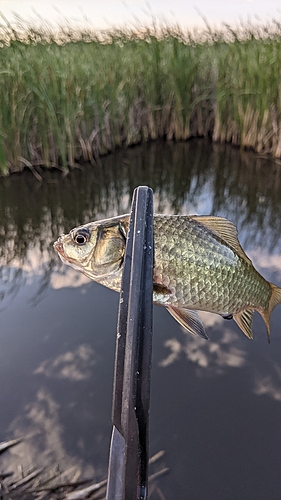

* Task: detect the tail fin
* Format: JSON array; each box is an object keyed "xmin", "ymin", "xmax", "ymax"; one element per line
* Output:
[{"xmin": 260, "ymin": 283, "xmax": 281, "ymax": 343}]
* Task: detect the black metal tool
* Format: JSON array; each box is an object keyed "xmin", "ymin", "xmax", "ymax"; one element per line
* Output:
[{"xmin": 106, "ymin": 186, "xmax": 154, "ymax": 500}]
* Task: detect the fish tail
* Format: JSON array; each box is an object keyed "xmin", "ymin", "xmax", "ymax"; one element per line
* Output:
[{"xmin": 261, "ymin": 283, "xmax": 281, "ymax": 343}]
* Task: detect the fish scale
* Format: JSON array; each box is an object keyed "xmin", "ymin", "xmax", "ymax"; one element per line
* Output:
[
  {"xmin": 153, "ymin": 215, "xmax": 263, "ymax": 314},
  {"xmin": 54, "ymin": 213, "xmax": 281, "ymax": 341}
]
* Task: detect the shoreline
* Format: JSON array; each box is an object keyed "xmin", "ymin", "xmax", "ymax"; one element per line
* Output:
[{"xmin": 1, "ymin": 20, "xmax": 281, "ymax": 175}]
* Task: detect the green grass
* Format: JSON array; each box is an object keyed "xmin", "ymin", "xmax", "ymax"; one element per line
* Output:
[{"xmin": 1, "ymin": 17, "xmax": 281, "ymax": 174}]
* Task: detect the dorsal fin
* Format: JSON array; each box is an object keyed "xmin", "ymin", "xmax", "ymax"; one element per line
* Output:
[{"xmin": 189, "ymin": 215, "xmax": 252, "ymax": 265}]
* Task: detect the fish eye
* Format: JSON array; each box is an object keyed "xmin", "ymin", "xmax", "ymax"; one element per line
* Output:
[{"xmin": 73, "ymin": 228, "xmax": 90, "ymax": 246}]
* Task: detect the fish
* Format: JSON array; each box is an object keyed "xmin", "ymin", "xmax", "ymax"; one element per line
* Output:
[{"xmin": 53, "ymin": 214, "xmax": 281, "ymax": 342}]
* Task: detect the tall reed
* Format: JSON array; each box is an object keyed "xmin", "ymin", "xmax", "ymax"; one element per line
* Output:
[{"xmin": 1, "ymin": 18, "xmax": 281, "ymax": 174}]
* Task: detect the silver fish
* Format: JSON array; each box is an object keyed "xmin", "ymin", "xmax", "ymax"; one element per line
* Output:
[{"xmin": 54, "ymin": 214, "xmax": 281, "ymax": 341}]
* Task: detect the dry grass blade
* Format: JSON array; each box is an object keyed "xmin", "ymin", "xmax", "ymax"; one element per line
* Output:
[
  {"xmin": 0, "ymin": 437, "xmax": 168, "ymax": 500},
  {"xmin": 0, "ymin": 439, "xmax": 22, "ymax": 455},
  {"xmin": 64, "ymin": 479, "xmax": 107, "ymax": 500},
  {"xmin": 149, "ymin": 450, "xmax": 165, "ymax": 465}
]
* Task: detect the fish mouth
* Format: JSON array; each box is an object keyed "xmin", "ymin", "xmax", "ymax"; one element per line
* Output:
[
  {"xmin": 53, "ymin": 237, "xmax": 69, "ymax": 263},
  {"xmin": 53, "ymin": 237, "xmax": 83, "ymax": 270},
  {"xmin": 53, "ymin": 238, "xmax": 64, "ymax": 255}
]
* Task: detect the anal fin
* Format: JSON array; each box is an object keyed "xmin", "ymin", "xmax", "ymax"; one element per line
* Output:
[
  {"xmin": 233, "ymin": 309, "xmax": 254, "ymax": 339},
  {"xmin": 167, "ymin": 306, "xmax": 209, "ymax": 340}
]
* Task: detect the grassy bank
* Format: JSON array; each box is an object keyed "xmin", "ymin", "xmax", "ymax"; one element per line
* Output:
[{"xmin": 1, "ymin": 18, "xmax": 281, "ymax": 174}]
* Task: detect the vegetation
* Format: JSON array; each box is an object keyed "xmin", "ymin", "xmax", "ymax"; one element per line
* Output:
[{"xmin": 1, "ymin": 17, "xmax": 281, "ymax": 174}]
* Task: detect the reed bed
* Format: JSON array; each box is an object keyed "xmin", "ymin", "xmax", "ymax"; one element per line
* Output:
[{"xmin": 1, "ymin": 17, "xmax": 281, "ymax": 174}]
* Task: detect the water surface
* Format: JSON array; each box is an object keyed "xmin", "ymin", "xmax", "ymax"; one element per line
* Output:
[{"xmin": 1, "ymin": 139, "xmax": 281, "ymax": 499}]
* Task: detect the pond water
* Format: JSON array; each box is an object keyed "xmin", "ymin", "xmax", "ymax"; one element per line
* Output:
[{"xmin": 1, "ymin": 139, "xmax": 281, "ymax": 499}]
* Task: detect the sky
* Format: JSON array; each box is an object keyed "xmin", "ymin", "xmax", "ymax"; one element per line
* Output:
[{"xmin": 0, "ymin": 0, "xmax": 280, "ymax": 31}]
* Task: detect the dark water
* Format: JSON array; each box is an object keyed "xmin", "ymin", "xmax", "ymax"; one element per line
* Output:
[{"xmin": 1, "ymin": 139, "xmax": 281, "ymax": 499}]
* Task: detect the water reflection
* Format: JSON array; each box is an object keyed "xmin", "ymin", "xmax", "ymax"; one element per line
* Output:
[
  {"xmin": 0, "ymin": 387, "xmax": 95, "ymax": 479},
  {"xmin": 34, "ymin": 344, "xmax": 96, "ymax": 381},
  {"xmin": 159, "ymin": 316, "xmax": 247, "ymax": 376},
  {"xmin": 1, "ymin": 139, "xmax": 281, "ymax": 499},
  {"xmin": 1, "ymin": 140, "xmax": 281, "ymax": 263},
  {"xmin": 254, "ymin": 364, "xmax": 281, "ymax": 402},
  {"xmin": 1, "ymin": 139, "xmax": 281, "ymax": 305}
]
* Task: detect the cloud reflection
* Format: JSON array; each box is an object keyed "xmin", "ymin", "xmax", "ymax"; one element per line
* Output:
[
  {"xmin": 247, "ymin": 248, "xmax": 281, "ymax": 278},
  {"xmin": 51, "ymin": 268, "xmax": 90, "ymax": 289},
  {"xmin": 0, "ymin": 388, "xmax": 94, "ymax": 480},
  {"xmin": 254, "ymin": 364, "xmax": 281, "ymax": 402},
  {"xmin": 34, "ymin": 344, "xmax": 96, "ymax": 381},
  {"xmin": 159, "ymin": 312, "xmax": 247, "ymax": 376}
]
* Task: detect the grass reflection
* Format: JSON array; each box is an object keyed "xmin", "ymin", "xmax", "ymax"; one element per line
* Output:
[{"xmin": 0, "ymin": 139, "xmax": 281, "ymax": 304}]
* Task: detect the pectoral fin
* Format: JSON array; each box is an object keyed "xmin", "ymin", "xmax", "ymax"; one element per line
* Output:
[
  {"xmin": 166, "ymin": 306, "xmax": 209, "ymax": 339},
  {"xmin": 233, "ymin": 309, "xmax": 254, "ymax": 339}
]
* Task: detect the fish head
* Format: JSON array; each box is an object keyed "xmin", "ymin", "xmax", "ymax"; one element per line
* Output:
[{"xmin": 53, "ymin": 216, "xmax": 129, "ymax": 282}]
